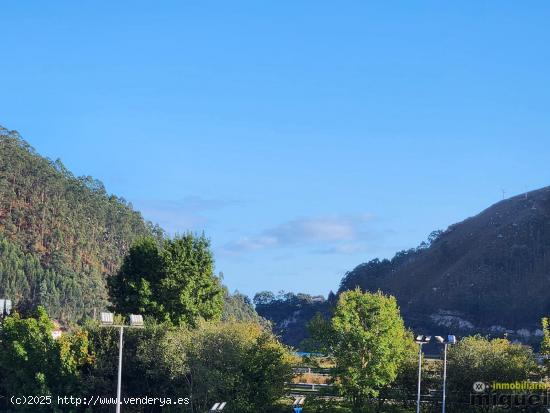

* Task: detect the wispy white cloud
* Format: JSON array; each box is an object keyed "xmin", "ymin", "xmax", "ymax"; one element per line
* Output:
[
  {"xmin": 312, "ymin": 243, "xmax": 370, "ymax": 255},
  {"xmin": 221, "ymin": 213, "xmax": 374, "ymax": 255},
  {"xmin": 135, "ymin": 195, "xmax": 238, "ymax": 234}
]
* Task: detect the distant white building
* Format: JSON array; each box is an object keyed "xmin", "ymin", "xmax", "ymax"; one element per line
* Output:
[{"xmin": 51, "ymin": 320, "xmax": 65, "ymax": 340}]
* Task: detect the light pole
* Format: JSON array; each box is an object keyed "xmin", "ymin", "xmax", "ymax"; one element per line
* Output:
[
  {"xmin": 435, "ymin": 335, "xmax": 457, "ymax": 413},
  {"xmin": 100, "ymin": 312, "xmax": 144, "ymax": 413},
  {"xmin": 292, "ymin": 396, "xmax": 305, "ymax": 413},
  {"xmin": 209, "ymin": 402, "xmax": 227, "ymax": 412},
  {"xmin": 415, "ymin": 335, "xmax": 431, "ymax": 413}
]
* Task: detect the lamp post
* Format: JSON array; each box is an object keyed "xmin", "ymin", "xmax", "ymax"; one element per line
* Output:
[
  {"xmin": 435, "ymin": 335, "xmax": 457, "ymax": 413},
  {"xmin": 292, "ymin": 396, "xmax": 305, "ymax": 413},
  {"xmin": 209, "ymin": 402, "xmax": 227, "ymax": 412},
  {"xmin": 415, "ymin": 335, "xmax": 431, "ymax": 413},
  {"xmin": 100, "ymin": 312, "xmax": 144, "ymax": 413}
]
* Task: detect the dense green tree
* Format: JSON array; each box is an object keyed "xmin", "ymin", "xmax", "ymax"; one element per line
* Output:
[
  {"xmin": 107, "ymin": 237, "xmax": 165, "ymax": 319},
  {"xmin": 156, "ymin": 320, "xmax": 294, "ymax": 413},
  {"xmin": 81, "ymin": 318, "xmax": 293, "ymax": 413},
  {"xmin": 313, "ymin": 289, "xmax": 410, "ymax": 412},
  {"xmin": 109, "ymin": 234, "xmax": 223, "ymax": 326},
  {"xmin": 159, "ymin": 234, "xmax": 223, "ymax": 326},
  {"xmin": 446, "ymin": 335, "xmax": 539, "ymax": 403},
  {"xmin": 0, "ymin": 307, "xmax": 93, "ymax": 412},
  {"xmin": 382, "ymin": 334, "xmax": 432, "ymax": 408}
]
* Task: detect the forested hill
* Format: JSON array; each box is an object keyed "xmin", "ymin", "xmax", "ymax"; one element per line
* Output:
[
  {"xmin": 340, "ymin": 186, "xmax": 550, "ymax": 342},
  {"xmin": 0, "ymin": 126, "xmax": 162, "ymax": 321},
  {"xmin": 258, "ymin": 186, "xmax": 550, "ymax": 347}
]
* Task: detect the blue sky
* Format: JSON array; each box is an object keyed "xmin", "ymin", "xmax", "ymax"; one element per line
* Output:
[{"xmin": 1, "ymin": 2, "xmax": 549, "ymax": 298}]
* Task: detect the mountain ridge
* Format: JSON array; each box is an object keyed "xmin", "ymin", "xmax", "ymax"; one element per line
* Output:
[
  {"xmin": 0, "ymin": 126, "xmax": 161, "ymax": 320},
  {"xmin": 258, "ymin": 186, "xmax": 550, "ymax": 346}
]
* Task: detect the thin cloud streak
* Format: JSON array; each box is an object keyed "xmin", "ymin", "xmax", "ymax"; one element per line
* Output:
[
  {"xmin": 221, "ymin": 213, "xmax": 375, "ymax": 255},
  {"xmin": 135, "ymin": 195, "xmax": 239, "ymax": 234},
  {"xmin": 312, "ymin": 243, "xmax": 370, "ymax": 255}
]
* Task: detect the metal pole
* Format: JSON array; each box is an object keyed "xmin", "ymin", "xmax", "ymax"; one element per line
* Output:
[
  {"xmin": 416, "ymin": 343, "xmax": 423, "ymax": 413},
  {"xmin": 116, "ymin": 326, "xmax": 124, "ymax": 413},
  {"xmin": 442, "ymin": 343, "xmax": 448, "ymax": 413}
]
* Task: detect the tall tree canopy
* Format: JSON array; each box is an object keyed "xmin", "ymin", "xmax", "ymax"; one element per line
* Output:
[
  {"xmin": 311, "ymin": 289, "xmax": 411, "ymax": 412},
  {"xmin": 0, "ymin": 307, "xmax": 93, "ymax": 412},
  {"xmin": 447, "ymin": 335, "xmax": 539, "ymax": 403},
  {"xmin": 108, "ymin": 234, "xmax": 224, "ymax": 326}
]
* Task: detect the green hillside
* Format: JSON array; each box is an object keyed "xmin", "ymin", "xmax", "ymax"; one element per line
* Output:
[{"xmin": 0, "ymin": 126, "xmax": 162, "ymax": 321}]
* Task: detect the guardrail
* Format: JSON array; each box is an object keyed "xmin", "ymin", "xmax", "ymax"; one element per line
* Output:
[{"xmin": 293, "ymin": 367, "xmax": 332, "ymax": 375}]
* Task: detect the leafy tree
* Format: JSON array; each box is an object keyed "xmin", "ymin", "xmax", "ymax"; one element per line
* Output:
[
  {"xmin": 107, "ymin": 237, "xmax": 165, "ymax": 319},
  {"xmin": 0, "ymin": 307, "xmax": 93, "ymax": 412},
  {"xmin": 156, "ymin": 320, "xmax": 294, "ymax": 413},
  {"xmin": 447, "ymin": 335, "xmax": 539, "ymax": 404},
  {"xmin": 84, "ymin": 319, "xmax": 293, "ymax": 413},
  {"xmin": 160, "ymin": 234, "xmax": 223, "ymax": 326},
  {"xmin": 316, "ymin": 289, "xmax": 410, "ymax": 412},
  {"xmin": 109, "ymin": 234, "xmax": 223, "ymax": 326},
  {"xmin": 304, "ymin": 312, "xmax": 334, "ymax": 354}
]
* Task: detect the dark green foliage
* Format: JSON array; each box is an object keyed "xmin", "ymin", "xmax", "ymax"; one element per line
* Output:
[
  {"xmin": 254, "ymin": 291, "xmax": 329, "ymax": 348},
  {"xmin": 81, "ymin": 319, "xmax": 293, "ymax": 413},
  {"xmin": 339, "ymin": 187, "xmax": 550, "ymax": 338},
  {"xmin": 446, "ymin": 335, "xmax": 540, "ymax": 406},
  {"xmin": 152, "ymin": 320, "xmax": 295, "ymax": 413},
  {"xmin": 160, "ymin": 234, "xmax": 223, "ymax": 325},
  {"xmin": 82, "ymin": 319, "xmax": 174, "ymax": 412},
  {"xmin": 0, "ymin": 127, "xmax": 161, "ymax": 321},
  {"xmin": 107, "ymin": 237, "xmax": 164, "ymax": 319},
  {"xmin": 0, "ymin": 307, "xmax": 94, "ymax": 412},
  {"xmin": 222, "ymin": 289, "xmax": 261, "ymax": 322},
  {"xmin": 270, "ymin": 187, "xmax": 550, "ymax": 346},
  {"xmin": 109, "ymin": 234, "xmax": 224, "ymax": 326}
]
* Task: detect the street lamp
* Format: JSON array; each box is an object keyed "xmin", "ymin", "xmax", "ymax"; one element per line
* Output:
[
  {"xmin": 100, "ymin": 312, "xmax": 144, "ymax": 413},
  {"xmin": 292, "ymin": 396, "xmax": 305, "ymax": 413},
  {"xmin": 415, "ymin": 335, "xmax": 431, "ymax": 413},
  {"xmin": 209, "ymin": 402, "xmax": 227, "ymax": 412},
  {"xmin": 435, "ymin": 335, "xmax": 457, "ymax": 413}
]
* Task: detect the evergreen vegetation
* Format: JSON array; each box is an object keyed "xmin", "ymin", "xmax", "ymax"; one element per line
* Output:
[
  {"xmin": 108, "ymin": 234, "xmax": 224, "ymax": 326},
  {"xmin": 0, "ymin": 127, "xmax": 161, "ymax": 321},
  {"xmin": 254, "ymin": 290, "xmax": 332, "ymax": 347}
]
